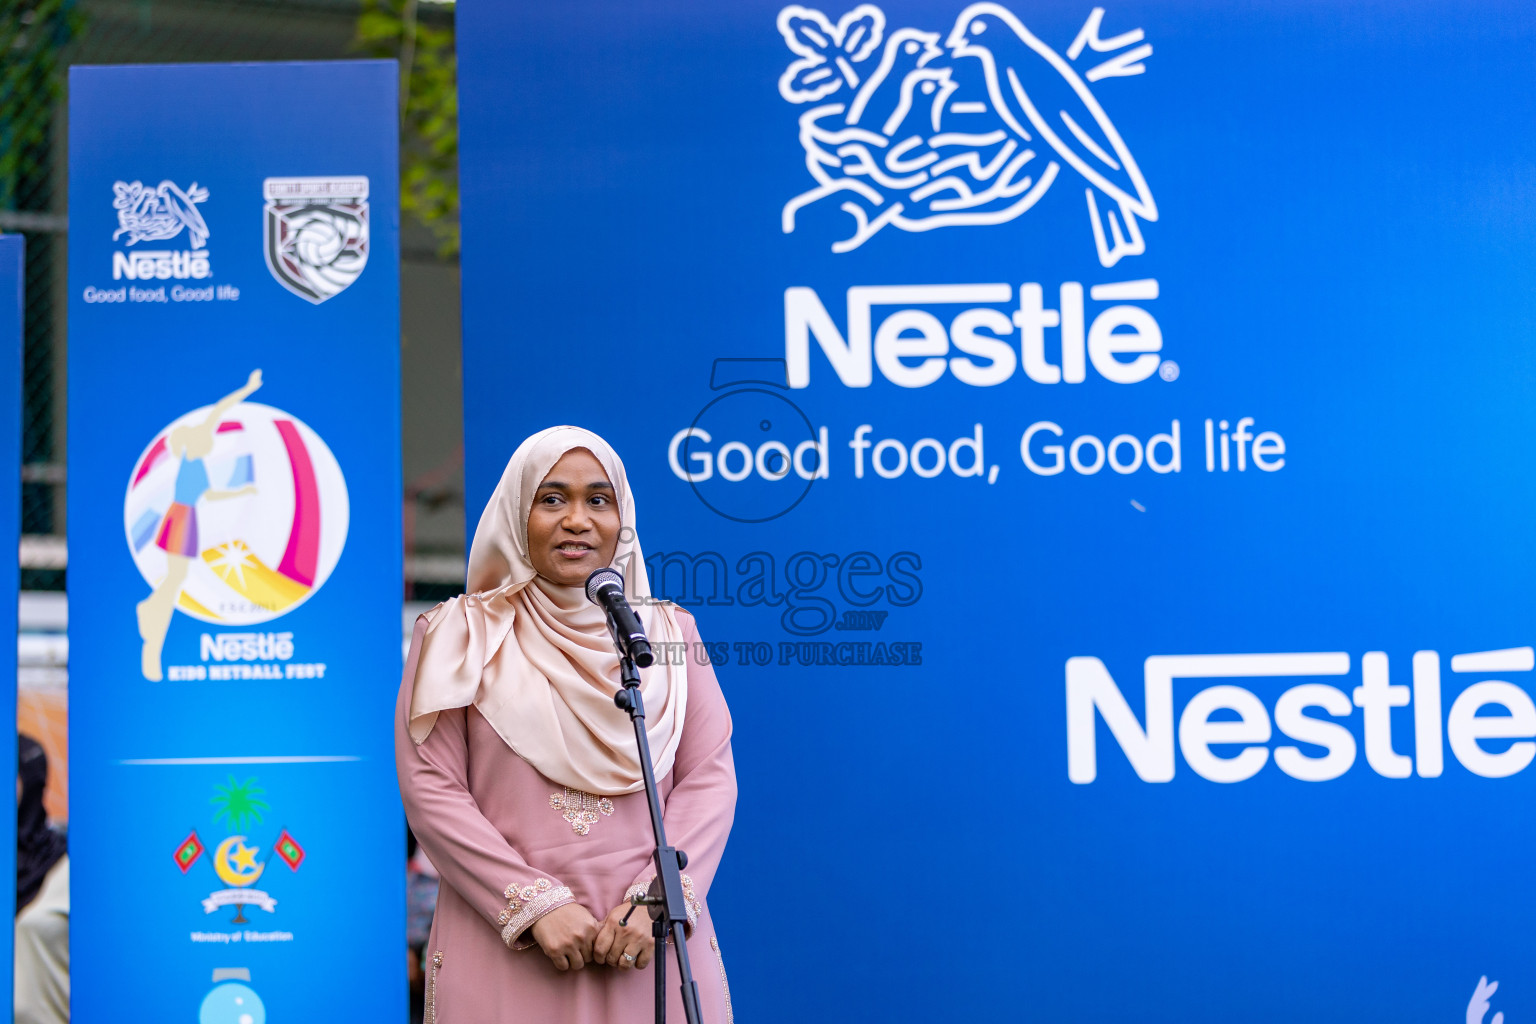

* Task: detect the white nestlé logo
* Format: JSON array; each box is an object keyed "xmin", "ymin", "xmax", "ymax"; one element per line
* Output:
[
  {"xmin": 262, "ymin": 176, "xmax": 370, "ymax": 304},
  {"xmin": 1467, "ymin": 976, "xmax": 1505, "ymax": 1024},
  {"xmin": 111, "ymin": 179, "xmax": 212, "ymax": 281},
  {"xmin": 778, "ymin": 3, "xmax": 1156, "ymax": 267},
  {"xmin": 1068, "ymin": 648, "xmax": 1536, "ymax": 785}
]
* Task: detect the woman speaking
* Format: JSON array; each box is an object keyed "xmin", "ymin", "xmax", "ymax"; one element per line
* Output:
[{"xmin": 396, "ymin": 427, "xmax": 736, "ymax": 1022}]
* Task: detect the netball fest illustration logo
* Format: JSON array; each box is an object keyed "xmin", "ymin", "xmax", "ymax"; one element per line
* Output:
[
  {"xmin": 778, "ymin": 3, "xmax": 1157, "ymax": 267},
  {"xmin": 124, "ymin": 370, "xmax": 350, "ymax": 681},
  {"xmin": 262, "ymin": 176, "xmax": 370, "ymax": 303}
]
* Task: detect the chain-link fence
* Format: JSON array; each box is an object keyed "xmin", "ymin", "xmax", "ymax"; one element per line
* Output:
[
  {"xmin": 3, "ymin": 0, "xmax": 78, "ymax": 564},
  {"xmin": 3, "ymin": 0, "xmax": 465, "ymax": 597}
]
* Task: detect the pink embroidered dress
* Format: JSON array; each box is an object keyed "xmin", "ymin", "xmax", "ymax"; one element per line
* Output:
[{"xmin": 396, "ymin": 608, "xmax": 737, "ymax": 1023}]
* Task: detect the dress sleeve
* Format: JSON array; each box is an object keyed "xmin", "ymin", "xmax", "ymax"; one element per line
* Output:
[
  {"xmin": 396, "ymin": 616, "xmax": 577, "ymax": 949},
  {"xmin": 626, "ymin": 610, "xmax": 738, "ymax": 931}
]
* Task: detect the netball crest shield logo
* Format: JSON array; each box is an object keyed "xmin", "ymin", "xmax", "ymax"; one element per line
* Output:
[{"xmin": 262, "ymin": 176, "xmax": 370, "ymax": 303}]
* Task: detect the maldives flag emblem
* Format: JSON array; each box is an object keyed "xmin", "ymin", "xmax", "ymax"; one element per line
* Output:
[
  {"xmin": 174, "ymin": 831, "xmax": 205, "ymax": 873},
  {"xmin": 275, "ymin": 829, "xmax": 305, "ymax": 871}
]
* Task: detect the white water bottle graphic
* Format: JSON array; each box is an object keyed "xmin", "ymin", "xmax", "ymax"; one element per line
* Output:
[{"xmin": 200, "ymin": 968, "xmax": 266, "ymax": 1024}]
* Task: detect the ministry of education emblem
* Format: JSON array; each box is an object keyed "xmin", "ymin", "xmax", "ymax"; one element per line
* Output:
[
  {"xmin": 262, "ymin": 176, "xmax": 369, "ymax": 303},
  {"xmin": 175, "ymin": 776, "xmax": 305, "ymax": 926}
]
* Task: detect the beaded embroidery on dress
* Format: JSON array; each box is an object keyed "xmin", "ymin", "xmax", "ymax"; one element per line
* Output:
[
  {"xmin": 549, "ymin": 788, "xmax": 615, "ymax": 836},
  {"xmin": 710, "ymin": 937, "xmax": 734, "ymax": 1024},
  {"xmin": 497, "ymin": 877, "xmax": 575, "ymax": 948},
  {"xmin": 424, "ymin": 950, "xmax": 443, "ymax": 1024}
]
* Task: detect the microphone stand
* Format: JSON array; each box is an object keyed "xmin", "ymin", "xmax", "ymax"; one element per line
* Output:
[{"xmin": 608, "ymin": 629, "xmax": 705, "ymax": 1024}]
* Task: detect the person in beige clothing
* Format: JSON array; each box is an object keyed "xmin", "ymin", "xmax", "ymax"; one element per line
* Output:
[{"xmin": 15, "ymin": 736, "xmax": 68, "ymax": 1024}]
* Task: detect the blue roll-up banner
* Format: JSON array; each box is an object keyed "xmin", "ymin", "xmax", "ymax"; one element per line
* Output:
[
  {"xmin": 67, "ymin": 62, "xmax": 401, "ymax": 1021},
  {"xmin": 459, "ymin": 3, "xmax": 1535, "ymax": 1022},
  {"xmin": 0, "ymin": 233, "xmax": 22, "ymax": 1011}
]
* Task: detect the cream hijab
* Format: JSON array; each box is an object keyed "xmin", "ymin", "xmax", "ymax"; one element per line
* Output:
[{"xmin": 407, "ymin": 426, "xmax": 687, "ymax": 796}]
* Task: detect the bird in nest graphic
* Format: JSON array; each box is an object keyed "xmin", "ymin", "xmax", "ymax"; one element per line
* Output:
[
  {"xmin": 843, "ymin": 27, "xmax": 947, "ymax": 132},
  {"xmin": 112, "ymin": 179, "xmax": 211, "ymax": 248},
  {"xmin": 783, "ymin": 23, "xmax": 1049, "ymax": 253},
  {"xmin": 946, "ymin": 2, "xmax": 1156, "ymax": 266},
  {"xmin": 779, "ymin": 3, "xmax": 1156, "ymax": 266},
  {"xmin": 1466, "ymin": 976, "xmax": 1504, "ymax": 1024}
]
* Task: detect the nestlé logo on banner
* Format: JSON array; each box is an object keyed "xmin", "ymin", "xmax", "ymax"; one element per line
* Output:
[
  {"xmin": 111, "ymin": 179, "xmax": 212, "ymax": 281},
  {"xmin": 85, "ymin": 178, "xmax": 241, "ymax": 304},
  {"xmin": 672, "ymin": 6, "xmax": 1284, "ymax": 509},
  {"xmin": 780, "ymin": 3, "xmax": 1153, "ymax": 263},
  {"xmin": 778, "ymin": 2, "xmax": 1166, "ymax": 391},
  {"xmin": 1069, "ymin": 647, "xmax": 1536, "ymax": 785}
]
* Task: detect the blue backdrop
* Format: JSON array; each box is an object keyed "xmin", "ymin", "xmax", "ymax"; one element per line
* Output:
[
  {"xmin": 68, "ymin": 62, "xmax": 403, "ymax": 1022},
  {"xmin": 1, "ymin": 232, "xmax": 23, "ymax": 1014},
  {"xmin": 459, "ymin": 3, "xmax": 1534, "ymax": 1022}
]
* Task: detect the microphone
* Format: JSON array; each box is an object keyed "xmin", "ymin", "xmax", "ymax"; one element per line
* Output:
[{"xmin": 584, "ymin": 568, "xmax": 654, "ymax": 667}]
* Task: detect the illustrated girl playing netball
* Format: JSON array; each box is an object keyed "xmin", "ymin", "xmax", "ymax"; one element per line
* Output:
[{"xmin": 136, "ymin": 370, "xmax": 263, "ymax": 681}]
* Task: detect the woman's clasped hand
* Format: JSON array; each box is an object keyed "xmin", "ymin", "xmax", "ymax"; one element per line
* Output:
[{"xmin": 529, "ymin": 901, "xmax": 657, "ymax": 971}]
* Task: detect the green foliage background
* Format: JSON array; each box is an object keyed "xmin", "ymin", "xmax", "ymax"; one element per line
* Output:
[
  {"xmin": 356, "ymin": 0, "xmax": 460, "ymax": 257},
  {"xmin": 0, "ymin": 0, "xmax": 83, "ymax": 211}
]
